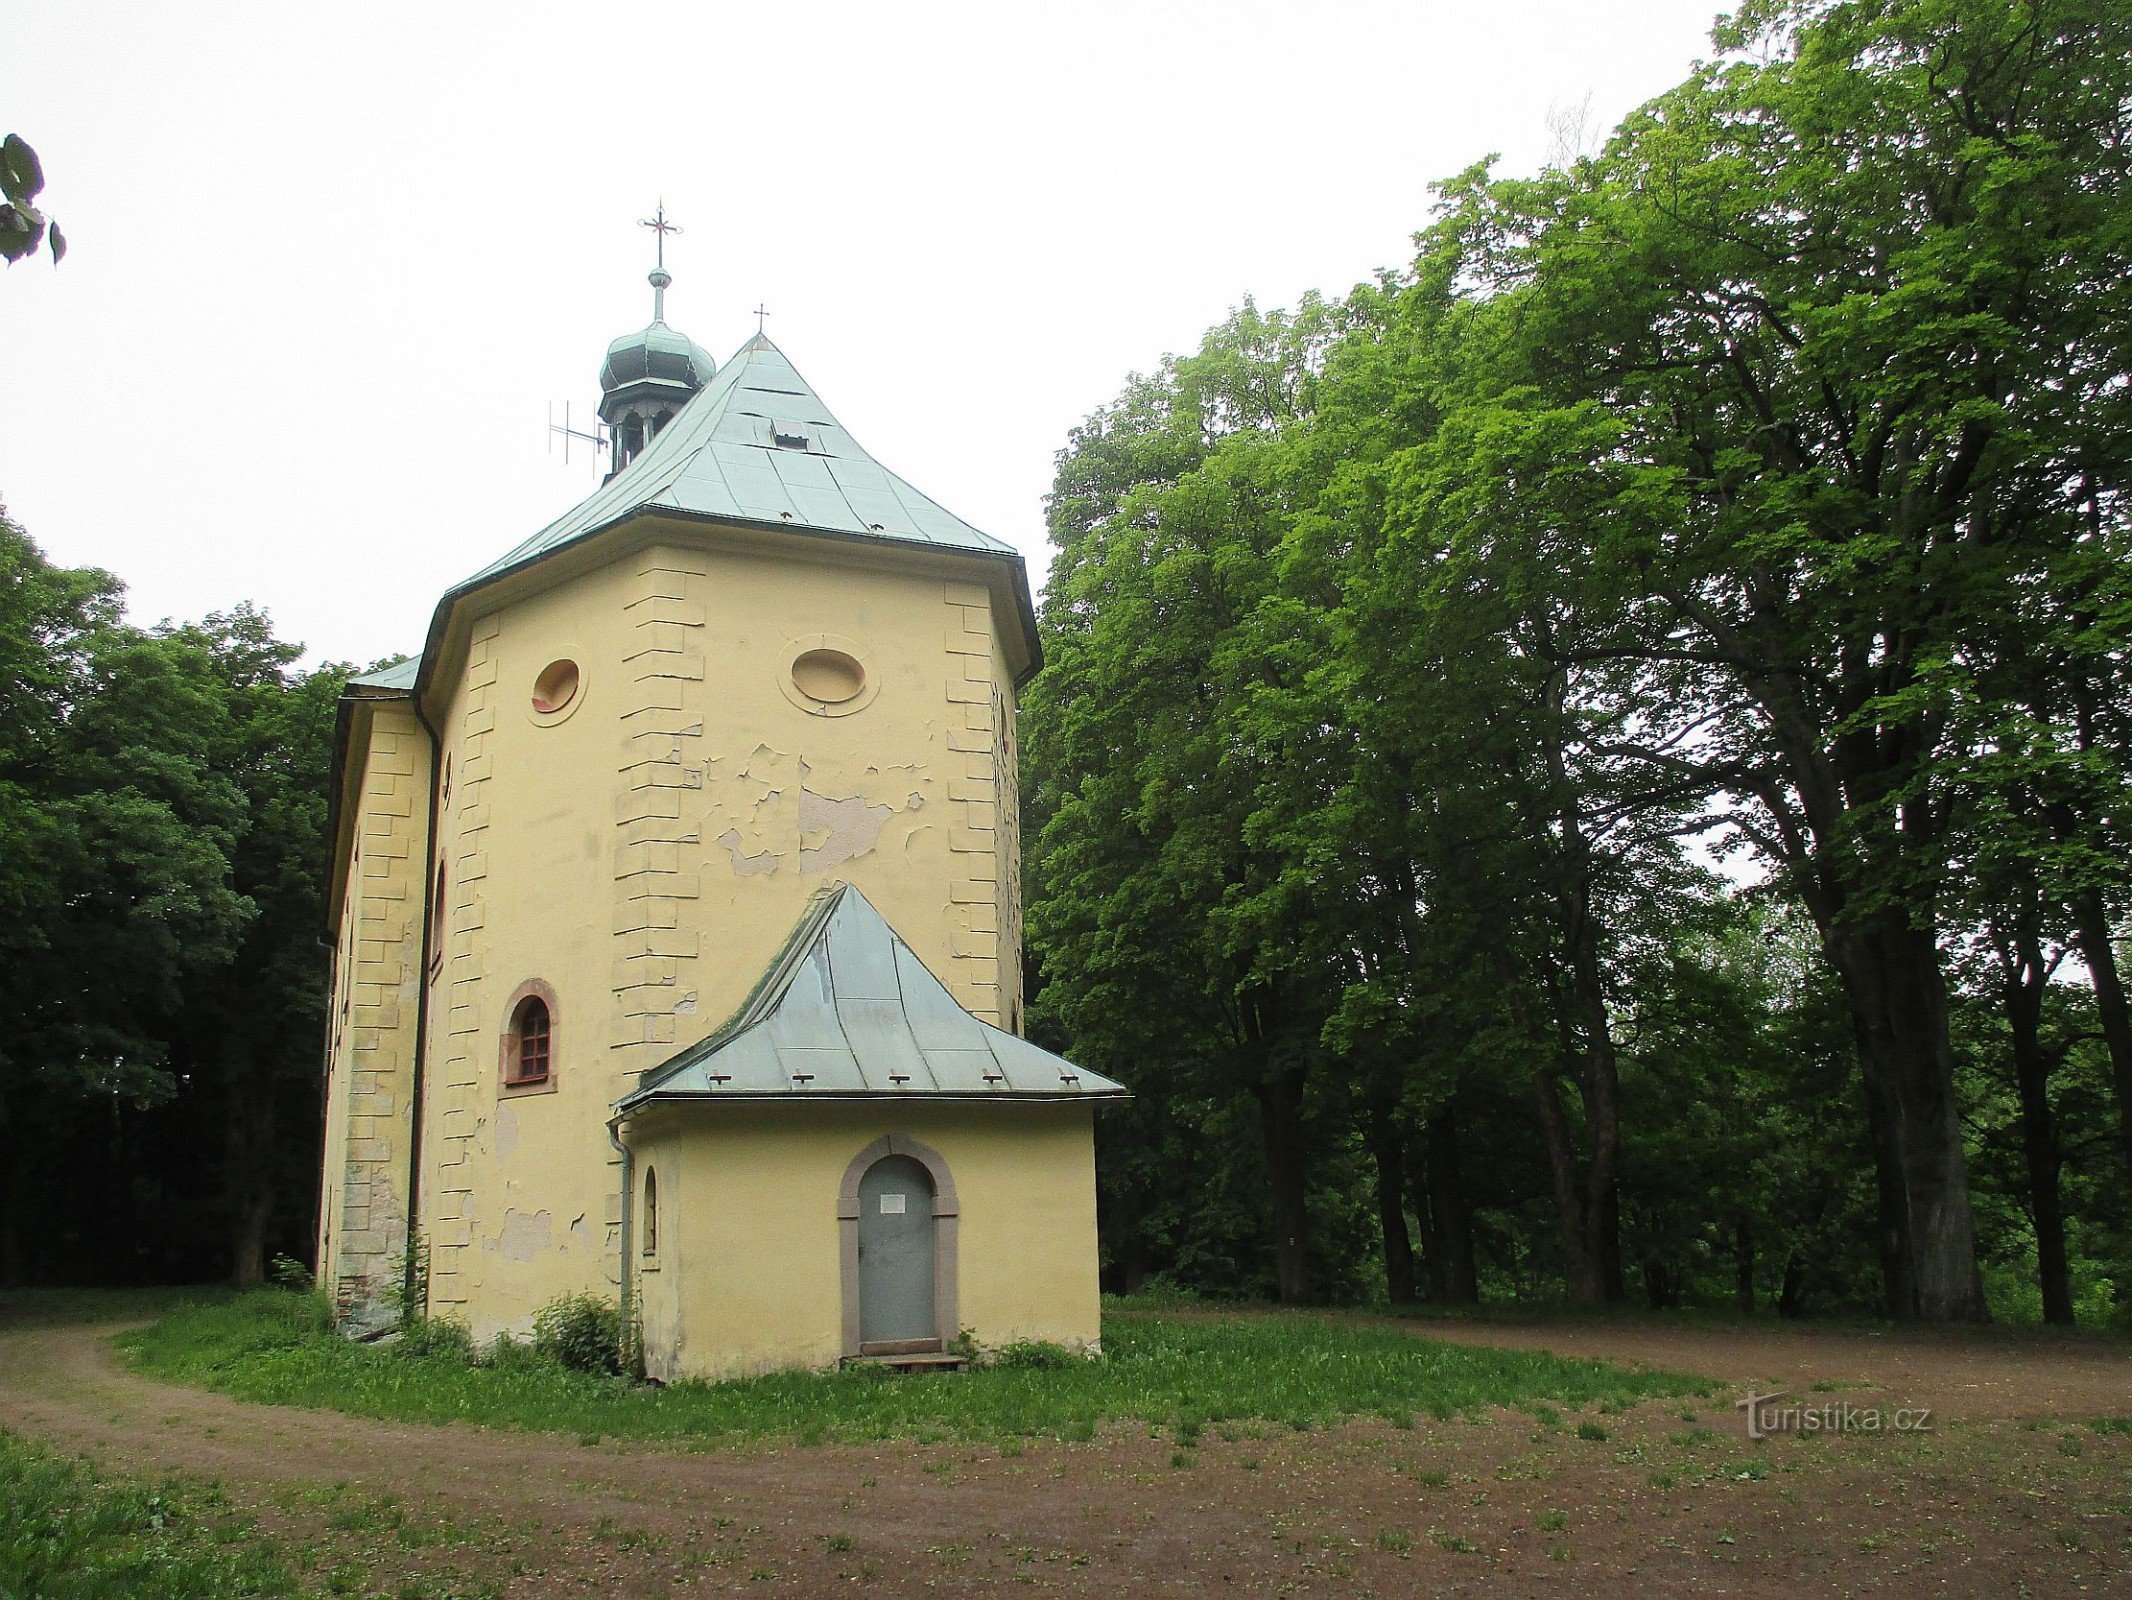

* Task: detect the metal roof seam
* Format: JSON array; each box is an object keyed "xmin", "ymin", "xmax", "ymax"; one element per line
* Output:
[
  {"xmin": 612, "ymin": 885, "xmax": 1126, "ymax": 1111},
  {"xmin": 820, "ymin": 902, "xmax": 869, "ymax": 1091}
]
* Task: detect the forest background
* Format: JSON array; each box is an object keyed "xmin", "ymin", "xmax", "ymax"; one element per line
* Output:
[{"xmin": 3, "ymin": 0, "xmax": 2127, "ymax": 1326}]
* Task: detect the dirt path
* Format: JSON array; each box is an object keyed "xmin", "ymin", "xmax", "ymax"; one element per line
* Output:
[
  {"xmin": 1392, "ymin": 1310, "xmax": 2132, "ymax": 1422},
  {"xmin": 4, "ymin": 1311, "xmax": 2127, "ymax": 1598}
]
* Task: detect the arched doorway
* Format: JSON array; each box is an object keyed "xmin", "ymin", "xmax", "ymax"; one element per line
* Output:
[
  {"xmin": 837, "ymin": 1135, "xmax": 959, "ymax": 1358},
  {"xmin": 857, "ymin": 1155, "xmax": 935, "ymax": 1349}
]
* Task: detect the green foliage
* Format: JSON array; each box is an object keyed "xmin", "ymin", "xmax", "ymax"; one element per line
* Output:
[
  {"xmin": 0, "ymin": 1286, "xmax": 230, "ymax": 1329},
  {"xmin": 479, "ymin": 1333, "xmax": 552, "ymax": 1373},
  {"xmin": 985, "ymin": 1339, "xmax": 1082, "ymax": 1371},
  {"xmin": 0, "ymin": 506, "xmax": 351, "ymax": 1289},
  {"xmin": 0, "ymin": 1428, "xmax": 298, "ymax": 1597},
  {"xmin": 0, "ymin": 132, "xmax": 62, "ymax": 265},
  {"xmin": 125, "ymin": 1290, "xmax": 1699, "ymax": 1446},
  {"xmin": 1025, "ymin": 0, "xmax": 2132, "ymax": 1325},
  {"xmin": 388, "ymin": 1232, "xmax": 430, "ymax": 1325},
  {"xmin": 396, "ymin": 1314, "xmax": 475, "ymax": 1362},
  {"xmin": 531, "ymin": 1292, "xmax": 623, "ymax": 1376}
]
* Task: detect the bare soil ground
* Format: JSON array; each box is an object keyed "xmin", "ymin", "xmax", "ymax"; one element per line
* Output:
[{"xmin": 3, "ymin": 1307, "xmax": 2127, "ymax": 1598}]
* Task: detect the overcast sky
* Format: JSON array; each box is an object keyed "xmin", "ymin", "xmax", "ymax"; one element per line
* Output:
[{"xmin": 3, "ymin": 1, "xmax": 1722, "ymax": 666}]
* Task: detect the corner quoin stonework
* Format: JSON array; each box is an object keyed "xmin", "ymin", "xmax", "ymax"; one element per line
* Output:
[
  {"xmin": 317, "ymin": 700, "xmax": 431, "ymax": 1335},
  {"xmin": 428, "ymin": 613, "xmax": 502, "ymax": 1315}
]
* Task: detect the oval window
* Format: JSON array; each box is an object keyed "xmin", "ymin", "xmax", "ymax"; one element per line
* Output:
[
  {"xmin": 531, "ymin": 659, "xmax": 581, "ymax": 715},
  {"xmin": 791, "ymin": 648, "xmax": 865, "ymax": 705}
]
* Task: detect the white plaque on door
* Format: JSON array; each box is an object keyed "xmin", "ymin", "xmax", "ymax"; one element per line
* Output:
[{"xmin": 879, "ymin": 1193, "xmax": 906, "ymax": 1214}]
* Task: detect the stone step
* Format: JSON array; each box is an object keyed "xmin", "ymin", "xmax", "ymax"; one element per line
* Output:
[{"xmin": 842, "ymin": 1352, "xmax": 969, "ymax": 1374}]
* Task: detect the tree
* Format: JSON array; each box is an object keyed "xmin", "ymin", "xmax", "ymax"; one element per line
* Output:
[
  {"xmin": 1400, "ymin": 0, "xmax": 2132, "ymax": 1319},
  {"xmin": 167, "ymin": 610, "xmax": 346, "ymax": 1286},
  {"xmin": 0, "ymin": 134, "xmax": 64, "ymax": 266},
  {"xmin": 1026, "ymin": 301, "xmax": 1350, "ymax": 1303},
  {"xmin": 0, "ymin": 509, "xmax": 343, "ymax": 1286}
]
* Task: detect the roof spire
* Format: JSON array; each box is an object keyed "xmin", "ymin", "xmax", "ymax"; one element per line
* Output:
[
  {"xmin": 639, "ymin": 202, "xmax": 682, "ymax": 323},
  {"xmin": 600, "ymin": 203, "xmax": 713, "ymax": 482}
]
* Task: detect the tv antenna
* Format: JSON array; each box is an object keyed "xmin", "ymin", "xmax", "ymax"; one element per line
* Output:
[{"xmin": 547, "ymin": 399, "xmax": 607, "ymax": 469}]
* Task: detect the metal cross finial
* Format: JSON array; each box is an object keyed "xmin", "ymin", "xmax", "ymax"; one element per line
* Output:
[
  {"xmin": 753, "ymin": 302, "xmax": 770, "ymax": 334},
  {"xmin": 639, "ymin": 202, "xmax": 681, "ymax": 269}
]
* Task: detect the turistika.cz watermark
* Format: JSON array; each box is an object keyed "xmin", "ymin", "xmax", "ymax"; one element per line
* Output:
[{"xmin": 1735, "ymin": 1389, "xmax": 1933, "ymax": 1441}]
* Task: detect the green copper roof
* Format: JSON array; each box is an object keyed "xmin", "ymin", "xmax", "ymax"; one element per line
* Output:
[
  {"xmin": 600, "ymin": 319, "xmax": 716, "ymax": 393},
  {"xmin": 616, "ymin": 885, "xmax": 1127, "ymax": 1109},
  {"xmin": 348, "ymin": 656, "xmax": 420, "ymax": 692},
  {"xmin": 467, "ymin": 333, "xmax": 1013, "ymax": 587}
]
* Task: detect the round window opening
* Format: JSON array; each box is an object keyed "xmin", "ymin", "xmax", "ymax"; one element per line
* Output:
[
  {"xmin": 531, "ymin": 659, "xmax": 581, "ymax": 715},
  {"xmin": 791, "ymin": 648, "xmax": 866, "ymax": 705}
]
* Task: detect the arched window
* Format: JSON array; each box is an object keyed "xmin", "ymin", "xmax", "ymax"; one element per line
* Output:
[
  {"xmin": 511, "ymin": 996, "xmax": 551, "ymax": 1084},
  {"xmin": 642, "ymin": 1167, "xmax": 658, "ymax": 1257},
  {"xmin": 499, "ymin": 981, "xmax": 559, "ymax": 1095}
]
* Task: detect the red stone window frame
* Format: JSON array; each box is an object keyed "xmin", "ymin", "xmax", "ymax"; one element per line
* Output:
[{"xmin": 499, "ymin": 979, "xmax": 560, "ymax": 1097}]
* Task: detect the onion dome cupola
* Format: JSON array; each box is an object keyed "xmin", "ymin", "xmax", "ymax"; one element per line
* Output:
[{"xmin": 599, "ymin": 208, "xmax": 714, "ymax": 481}]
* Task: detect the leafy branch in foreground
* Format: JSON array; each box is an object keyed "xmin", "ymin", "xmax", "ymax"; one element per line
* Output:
[{"xmin": 0, "ymin": 133, "xmax": 63, "ymax": 266}]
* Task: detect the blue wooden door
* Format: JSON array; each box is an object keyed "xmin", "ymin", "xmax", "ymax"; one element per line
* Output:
[{"xmin": 857, "ymin": 1155, "xmax": 936, "ymax": 1348}]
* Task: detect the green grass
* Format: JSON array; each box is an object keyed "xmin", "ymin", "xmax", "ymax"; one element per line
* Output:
[
  {"xmin": 0, "ymin": 1285, "xmax": 230, "ymax": 1330},
  {"xmin": 123, "ymin": 1290, "xmax": 1701, "ymax": 1449},
  {"xmin": 0, "ymin": 1428, "xmax": 300, "ymax": 1598}
]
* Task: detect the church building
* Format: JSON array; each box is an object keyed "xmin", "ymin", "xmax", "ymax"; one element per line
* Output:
[{"xmin": 314, "ymin": 242, "xmax": 1126, "ymax": 1379}]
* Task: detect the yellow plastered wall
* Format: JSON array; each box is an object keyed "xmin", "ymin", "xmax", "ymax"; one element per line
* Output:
[
  {"xmin": 317, "ymin": 699, "xmax": 432, "ymax": 1333},
  {"xmin": 410, "ymin": 528, "xmax": 1033, "ymax": 1342},
  {"xmin": 631, "ymin": 1102, "xmax": 1099, "ymax": 1380}
]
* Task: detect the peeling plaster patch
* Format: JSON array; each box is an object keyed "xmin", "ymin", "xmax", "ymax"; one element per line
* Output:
[
  {"xmin": 718, "ymin": 828, "xmax": 781, "ymax": 877},
  {"xmin": 495, "ymin": 1209, "xmax": 553, "ymax": 1264},
  {"xmin": 569, "ymin": 1214, "xmax": 589, "ymax": 1247},
  {"xmin": 905, "ymin": 792, "xmax": 925, "ymax": 811},
  {"xmin": 799, "ymin": 785, "xmax": 895, "ymax": 873},
  {"xmin": 495, "ymin": 1101, "xmax": 520, "ymax": 1161}
]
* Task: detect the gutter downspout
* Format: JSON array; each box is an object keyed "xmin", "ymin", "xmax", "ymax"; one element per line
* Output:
[
  {"xmin": 403, "ymin": 699, "xmax": 443, "ymax": 1321},
  {"xmin": 607, "ymin": 1112, "xmax": 635, "ymax": 1370},
  {"xmin": 314, "ymin": 932, "xmax": 338, "ymax": 1282}
]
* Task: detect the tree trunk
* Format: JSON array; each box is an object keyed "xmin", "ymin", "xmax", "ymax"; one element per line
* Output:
[
  {"xmin": 1734, "ymin": 1217, "xmax": 1756, "ymax": 1315},
  {"xmin": 1366, "ymin": 1103, "xmax": 1417, "ymax": 1305},
  {"xmin": 2070, "ymin": 889, "xmax": 2132, "ymax": 1184},
  {"xmin": 1420, "ymin": 1104, "xmax": 1479, "ymax": 1305},
  {"xmin": 0, "ymin": 1135, "xmax": 28, "ymax": 1287},
  {"xmin": 1822, "ymin": 914, "xmax": 1988, "ymax": 1322},
  {"xmin": 1641, "ymin": 1257, "xmax": 1672, "ymax": 1310},
  {"xmin": 225, "ymin": 1044, "xmax": 276, "ymax": 1288},
  {"xmin": 1536, "ymin": 701, "xmax": 1625, "ymax": 1307},
  {"xmin": 1533, "ymin": 1065, "xmax": 1606, "ymax": 1305},
  {"xmin": 1255, "ymin": 1067, "xmax": 1311, "ymax": 1305},
  {"xmin": 1777, "ymin": 1256, "xmax": 1806, "ymax": 1319},
  {"xmin": 232, "ymin": 1192, "xmax": 273, "ymax": 1289},
  {"xmin": 1597, "ymin": 1180, "xmax": 1626, "ymax": 1304},
  {"xmin": 2002, "ymin": 923, "xmax": 2073, "ymax": 1326},
  {"xmin": 1859, "ymin": 1071, "xmax": 1914, "ymax": 1318}
]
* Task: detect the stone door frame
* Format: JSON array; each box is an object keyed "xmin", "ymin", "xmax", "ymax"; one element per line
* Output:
[{"xmin": 838, "ymin": 1134, "xmax": 959, "ymax": 1358}]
